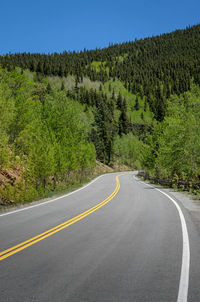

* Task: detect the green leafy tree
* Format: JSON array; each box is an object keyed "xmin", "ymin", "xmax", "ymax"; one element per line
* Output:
[{"xmin": 113, "ymin": 133, "xmax": 144, "ymax": 168}]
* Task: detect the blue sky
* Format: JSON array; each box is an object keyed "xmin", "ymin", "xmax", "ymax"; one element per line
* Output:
[{"xmin": 1, "ymin": 0, "xmax": 199, "ymax": 54}]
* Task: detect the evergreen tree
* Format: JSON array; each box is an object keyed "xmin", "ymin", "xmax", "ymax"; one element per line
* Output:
[
  {"xmin": 46, "ymin": 83, "xmax": 52, "ymax": 94},
  {"xmin": 118, "ymin": 99, "xmax": 129, "ymax": 136},
  {"xmin": 61, "ymin": 81, "xmax": 65, "ymax": 91},
  {"xmin": 134, "ymin": 97, "xmax": 140, "ymax": 110},
  {"xmin": 117, "ymin": 92, "xmax": 123, "ymax": 110}
]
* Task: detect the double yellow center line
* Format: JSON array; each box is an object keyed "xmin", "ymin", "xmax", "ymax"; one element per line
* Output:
[{"xmin": 0, "ymin": 175, "xmax": 121, "ymax": 261}]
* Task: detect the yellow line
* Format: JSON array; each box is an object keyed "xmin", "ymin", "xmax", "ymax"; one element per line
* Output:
[
  {"xmin": 0, "ymin": 182, "xmax": 118, "ymax": 256},
  {"xmin": 0, "ymin": 175, "xmax": 122, "ymax": 261}
]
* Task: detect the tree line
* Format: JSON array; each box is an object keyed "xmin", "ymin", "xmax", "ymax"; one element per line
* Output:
[{"xmin": 1, "ymin": 24, "xmax": 200, "ymax": 122}]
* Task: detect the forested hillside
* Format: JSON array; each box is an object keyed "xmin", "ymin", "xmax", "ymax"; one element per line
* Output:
[
  {"xmin": 142, "ymin": 84, "xmax": 200, "ymax": 181},
  {"xmin": 1, "ymin": 25, "xmax": 200, "ymax": 121},
  {"xmin": 0, "ymin": 24, "xmax": 200, "ymax": 204},
  {"xmin": 0, "ymin": 68, "xmax": 97, "ymax": 203}
]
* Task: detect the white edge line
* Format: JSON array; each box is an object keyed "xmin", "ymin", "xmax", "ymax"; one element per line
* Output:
[
  {"xmin": 0, "ymin": 173, "xmax": 117, "ymax": 217},
  {"xmin": 134, "ymin": 176, "xmax": 190, "ymax": 302}
]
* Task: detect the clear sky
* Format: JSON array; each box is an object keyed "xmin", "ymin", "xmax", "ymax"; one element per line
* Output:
[{"xmin": 1, "ymin": 0, "xmax": 199, "ymax": 54}]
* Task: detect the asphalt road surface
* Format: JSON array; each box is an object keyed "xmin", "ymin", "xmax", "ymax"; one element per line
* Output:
[{"xmin": 0, "ymin": 172, "xmax": 200, "ymax": 302}]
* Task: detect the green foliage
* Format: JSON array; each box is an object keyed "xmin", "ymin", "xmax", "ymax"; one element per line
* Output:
[
  {"xmin": 113, "ymin": 133, "xmax": 144, "ymax": 168},
  {"xmin": 0, "ymin": 130, "xmax": 10, "ymax": 167},
  {"xmin": 134, "ymin": 97, "xmax": 140, "ymax": 111},
  {"xmin": 142, "ymin": 85, "xmax": 200, "ymax": 181},
  {"xmin": 104, "ymin": 80, "xmax": 154, "ymax": 124},
  {"xmin": 118, "ymin": 98, "xmax": 129, "ymax": 136},
  {"xmin": 0, "ymin": 68, "xmax": 96, "ymax": 203},
  {"xmin": 0, "ymin": 84, "xmax": 12, "ymax": 166},
  {"xmin": 1, "ymin": 24, "xmax": 200, "ymax": 201},
  {"xmin": 91, "ymin": 94, "xmax": 117, "ymax": 164}
]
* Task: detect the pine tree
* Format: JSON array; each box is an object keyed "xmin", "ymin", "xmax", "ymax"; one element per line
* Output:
[
  {"xmin": 134, "ymin": 97, "xmax": 140, "ymax": 110},
  {"xmin": 46, "ymin": 83, "xmax": 52, "ymax": 94},
  {"xmin": 117, "ymin": 92, "xmax": 123, "ymax": 110},
  {"xmin": 112, "ymin": 89, "xmax": 115, "ymax": 100},
  {"xmin": 75, "ymin": 76, "xmax": 79, "ymax": 93},
  {"xmin": 144, "ymin": 98, "xmax": 147, "ymax": 112},
  {"xmin": 61, "ymin": 81, "xmax": 65, "ymax": 91},
  {"xmin": 118, "ymin": 99, "xmax": 129, "ymax": 136}
]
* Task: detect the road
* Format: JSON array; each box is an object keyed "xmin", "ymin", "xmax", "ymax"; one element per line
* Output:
[{"xmin": 0, "ymin": 172, "xmax": 200, "ymax": 301}]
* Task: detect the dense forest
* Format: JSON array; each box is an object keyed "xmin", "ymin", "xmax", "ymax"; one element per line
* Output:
[
  {"xmin": 0, "ymin": 68, "xmax": 96, "ymax": 203},
  {"xmin": 1, "ymin": 25, "xmax": 200, "ymax": 121},
  {"xmin": 0, "ymin": 24, "xmax": 200, "ymax": 204}
]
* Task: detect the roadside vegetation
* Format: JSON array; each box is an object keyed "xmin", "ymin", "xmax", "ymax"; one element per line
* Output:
[
  {"xmin": 0, "ymin": 24, "xmax": 200, "ymax": 205},
  {"xmin": 0, "ymin": 68, "xmax": 96, "ymax": 204},
  {"xmin": 141, "ymin": 84, "xmax": 200, "ymax": 193}
]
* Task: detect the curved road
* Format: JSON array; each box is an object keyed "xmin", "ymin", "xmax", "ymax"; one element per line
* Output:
[{"xmin": 0, "ymin": 172, "xmax": 200, "ymax": 301}]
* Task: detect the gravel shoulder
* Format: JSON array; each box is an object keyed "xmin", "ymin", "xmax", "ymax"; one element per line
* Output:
[
  {"xmin": 138, "ymin": 175, "xmax": 200, "ymax": 235},
  {"xmin": 165, "ymin": 189, "xmax": 200, "ymax": 233}
]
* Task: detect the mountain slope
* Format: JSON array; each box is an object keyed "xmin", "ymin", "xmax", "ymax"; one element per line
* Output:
[{"xmin": 1, "ymin": 25, "xmax": 200, "ymax": 117}]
